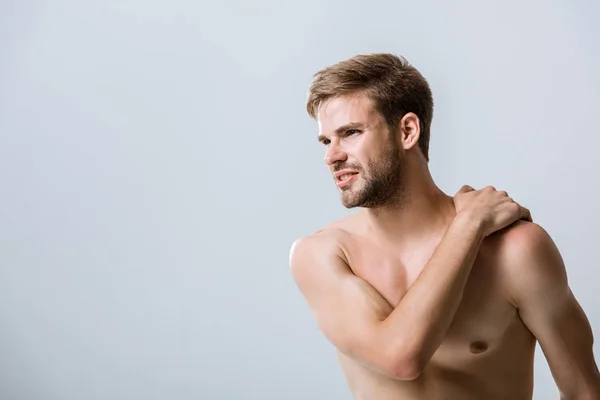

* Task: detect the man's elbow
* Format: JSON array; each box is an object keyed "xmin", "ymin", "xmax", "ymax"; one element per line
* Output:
[
  {"xmin": 344, "ymin": 329, "xmax": 426, "ymax": 381},
  {"xmin": 561, "ymin": 378, "xmax": 600, "ymax": 400},
  {"xmin": 561, "ymin": 392, "xmax": 600, "ymax": 400},
  {"xmin": 386, "ymin": 351, "xmax": 425, "ymax": 381}
]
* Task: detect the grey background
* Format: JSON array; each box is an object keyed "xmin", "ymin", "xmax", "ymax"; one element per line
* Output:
[{"xmin": 1, "ymin": 0, "xmax": 599, "ymax": 399}]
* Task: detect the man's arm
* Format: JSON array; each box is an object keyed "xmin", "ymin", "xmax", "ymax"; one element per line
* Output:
[
  {"xmin": 290, "ymin": 215, "xmax": 482, "ymax": 380},
  {"xmin": 290, "ymin": 186, "xmax": 530, "ymax": 380},
  {"xmin": 503, "ymin": 221, "xmax": 600, "ymax": 400}
]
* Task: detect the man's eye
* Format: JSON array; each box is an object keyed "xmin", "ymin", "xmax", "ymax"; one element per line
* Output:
[{"xmin": 346, "ymin": 129, "xmax": 359, "ymax": 135}]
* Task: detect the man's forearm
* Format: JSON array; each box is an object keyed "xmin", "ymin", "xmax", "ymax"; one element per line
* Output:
[{"xmin": 378, "ymin": 213, "xmax": 484, "ymax": 374}]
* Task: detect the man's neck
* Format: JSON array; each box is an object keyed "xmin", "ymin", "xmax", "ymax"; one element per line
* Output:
[{"xmin": 362, "ymin": 181, "xmax": 456, "ymax": 248}]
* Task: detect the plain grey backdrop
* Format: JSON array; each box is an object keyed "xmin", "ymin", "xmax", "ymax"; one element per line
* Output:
[{"xmin": 1, "ymin": 0, "xmax": 599, "ymax": 399}]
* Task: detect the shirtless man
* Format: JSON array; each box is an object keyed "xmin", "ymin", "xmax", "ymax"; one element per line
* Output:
[{"xmin": 289, "ymin": 53, "xmax": 600, "ymax": 399}]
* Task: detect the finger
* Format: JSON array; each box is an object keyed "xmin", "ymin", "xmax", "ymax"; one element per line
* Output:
[
  {"xmin": 458, "ymin": 185, "xmax": 475, "ymax": 194},
  {"xmin": 498, "ymin": 190, "xmax": 508, "ymax": 197},
  {"xmin": 521, "ymin": 206, "xmax": 532, "ymax": 222}
]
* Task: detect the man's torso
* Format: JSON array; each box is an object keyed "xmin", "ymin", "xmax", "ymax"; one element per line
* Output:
[{"xmin": 321, "ymin": 212, "xmax": 536, "ymax": 400}]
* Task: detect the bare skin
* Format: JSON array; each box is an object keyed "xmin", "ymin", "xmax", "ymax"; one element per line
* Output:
[{"xmin": 290, "ymin": 91, "xmax": 600, "ymax": 399}]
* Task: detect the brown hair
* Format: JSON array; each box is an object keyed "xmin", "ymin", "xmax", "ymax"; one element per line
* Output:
[{"xmin": 306, "ymin": 53, "xmax": 434, "ymax": 161}]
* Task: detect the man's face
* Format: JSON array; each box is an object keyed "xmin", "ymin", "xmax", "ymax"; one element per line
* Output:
[{"xmin": 317, "ymin": 92, "xmax": 405, "ymax": 209}]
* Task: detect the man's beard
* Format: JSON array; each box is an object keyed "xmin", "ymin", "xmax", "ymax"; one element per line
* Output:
[{"xmin": 341, "ymin": 144, "xmax": 406, "ymax": 209}]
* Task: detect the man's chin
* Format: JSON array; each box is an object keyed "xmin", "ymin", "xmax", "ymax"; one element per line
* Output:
[{"xmin": 340, "ymin": 194, "xmax": 363, "ymax": 209}]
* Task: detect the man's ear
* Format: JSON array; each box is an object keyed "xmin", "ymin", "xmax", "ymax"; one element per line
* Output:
[{"xmin": 399, "ymin": 112, "xmax": 421, "ymax": 151}]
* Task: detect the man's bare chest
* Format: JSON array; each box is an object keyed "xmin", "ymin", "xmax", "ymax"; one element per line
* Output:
[{"xmin": 340, "ymin": 234, "xmax": 532, "ymax": 367}]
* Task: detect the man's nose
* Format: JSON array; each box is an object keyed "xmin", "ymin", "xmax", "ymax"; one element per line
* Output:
[{"xmin": 324, "ymin": 143, "xmax": 347, "ymax": 166}]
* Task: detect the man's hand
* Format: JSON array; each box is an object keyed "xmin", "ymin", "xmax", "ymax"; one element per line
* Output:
[{"xmin": 453, "ymin": 185, "xmax": 532, "ymax": 237}]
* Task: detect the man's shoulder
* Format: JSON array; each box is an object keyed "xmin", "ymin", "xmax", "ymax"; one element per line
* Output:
[
  {"xmin": 486, "ymin": 220, "xmax": 566, "ymax": 302},
  {"xmin": 289, "ymin": 225, "xmax": 350, "ymax": 261},
  {"xmin": 488, "ymin": 219, "xmax": 556, "ymax": 261},
  {"xmin": 289, "ymin": 214, "xmax": 362, "ymax": 273},
  {"xmin": 291, "ymin": 213, "xmax": 362, "ymax": 252}
]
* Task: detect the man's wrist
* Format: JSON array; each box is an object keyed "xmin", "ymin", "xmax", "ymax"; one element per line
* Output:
[{"xmin": 453, "ymin": 211, "xmax": 485, "ymax": 241}]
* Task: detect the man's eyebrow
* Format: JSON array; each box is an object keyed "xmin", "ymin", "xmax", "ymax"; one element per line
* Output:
[{"xmin": 317, "ymin": 122, "xmax": 365, "ymax": 143}]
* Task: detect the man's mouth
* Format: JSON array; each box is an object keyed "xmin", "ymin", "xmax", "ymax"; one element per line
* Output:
[
  {"xmin": 336, "ymin": 172, "xmax": 359, "ymax": 187},
  {"xmin": 338, "ymin": 173, "xmax": 356, "ymax": 181}
]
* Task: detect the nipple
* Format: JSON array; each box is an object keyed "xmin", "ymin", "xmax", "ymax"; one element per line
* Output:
[{"xmin": 469, "ymin": 341, "xmax": 488, "ymax": 354}]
